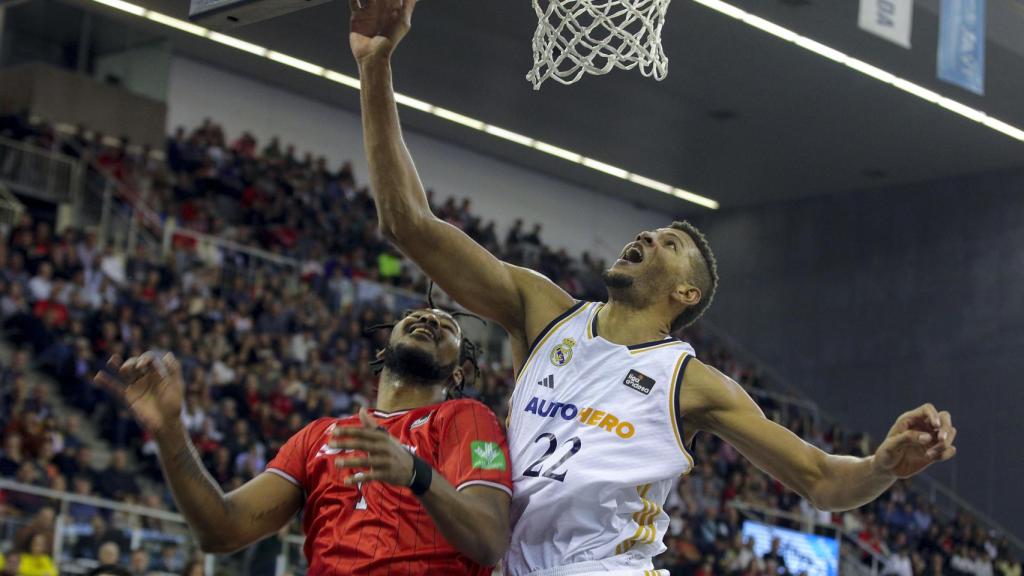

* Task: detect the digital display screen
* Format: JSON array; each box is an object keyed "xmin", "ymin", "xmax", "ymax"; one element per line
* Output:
[{"xmin": 741, "ymin": 520, "xmax": 839, "ymax": 576}]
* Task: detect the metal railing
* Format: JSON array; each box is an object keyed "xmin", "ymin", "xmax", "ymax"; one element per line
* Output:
[
  {"xmin": 0, "ymin": 478, "xmax": 292, "ymax": 575},
  {"xmin": 0, "ymin": 135, "xmax": 82, "ymax": 204},
  {"xmin": 730, "ymin": 500, "xmax": 889, "ymax": 576},
  {"xmin": 0, "ymin": 181, "xmax": 26, "ymax": 235},
  {"xmin": 915, "ymin": 473, "xmax": 1024, "ymax": 555}
]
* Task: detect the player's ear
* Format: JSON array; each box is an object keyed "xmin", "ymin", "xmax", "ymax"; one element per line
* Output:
[
  {"xmin": 672, "ymin": 283, "xmax": 701, "ymax": 307},
  {"xmin": 450, "ymin": 366, "xmax": 464, "ymax": 388}
]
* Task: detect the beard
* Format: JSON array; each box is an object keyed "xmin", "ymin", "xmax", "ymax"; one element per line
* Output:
[
  {"xmin": 602, "ymin": 269, "xmax": 635, "ymax": 291},
  {"xmin": 602, "ymin": 268, "xmax": 655, "ymax": 308},
  {"xmin": 382, "ymin": 343, "xmax": 456, "ymax": 384}
]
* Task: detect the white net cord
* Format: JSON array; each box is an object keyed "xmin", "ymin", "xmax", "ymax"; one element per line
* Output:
[{"xmin": 528, "ymin": 0, "xmax": 671, "ymax": 90}]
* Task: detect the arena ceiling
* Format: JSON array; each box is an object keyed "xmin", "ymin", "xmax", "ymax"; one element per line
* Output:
[{"xmin": 20, "ymin": 0, "xmax": 1024, "ymax": 214}]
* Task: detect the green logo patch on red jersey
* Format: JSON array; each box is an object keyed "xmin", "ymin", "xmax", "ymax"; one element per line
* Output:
[{"xmin": 470, "ymin": 441, "xmax": 506, "ymax": 470}]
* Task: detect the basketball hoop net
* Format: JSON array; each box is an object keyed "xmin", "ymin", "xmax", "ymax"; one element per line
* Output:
[{"xmin": 528, "ymin": 0, "xmax": 671, "ymax": 90}]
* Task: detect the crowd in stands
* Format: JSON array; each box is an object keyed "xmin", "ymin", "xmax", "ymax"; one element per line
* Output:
[{"xmin": 0, "ymin": 114, "xmax": 1021, "ymax": 576}]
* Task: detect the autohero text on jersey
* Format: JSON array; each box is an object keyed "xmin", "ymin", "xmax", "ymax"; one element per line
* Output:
[{"xmin": 523, "ymin": 396, "xmax": 635, "ymax": 440}]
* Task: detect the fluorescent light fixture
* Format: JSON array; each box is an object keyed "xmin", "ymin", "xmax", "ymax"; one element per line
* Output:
[
  {"xmin": 983, "ymin": 117, "xmax": 1024, "ymax": 141},
  {"xmin": 671, "ymin": 188, "xmax": 719, "ymax": 210},
  {"xmin": 207, "ymin": 32, "xmax": 268, "ymax": 56},
  {"xmin": 582, "ymin": 158, "xmax": 630, "ymax": 179},
  {"xmin": 533, "ymin": 142, "xmax": 584, "ymax": 163},
  {"xmin": 394, "ymin": 93, "xmax": 433, "ymax": 113},
  {"xmin": 845, "ymin": 58, "xmax": 895, "ymax": 84},
  {"xmin": 323, "ymin": 70, "xmax": 361, "ymax": 89},
  {"xmin": 890, "ymin": 78, "xmax": 942, "ymax": 103},
  {"xmin": 267, "ymin": 51, "xmax": 324, "ymax": 75},
  {"xmin": 431, "ymin": 107, "xmax": 486, "ymax": 130},
  {"xmin": 92, "ymin": 0, "xmax": 145, "ymax": 16},
  {"xmin": 743, "ymin": 15, "xmax": 798, "ymax": 42},
  {"xmin": 628, "ymin": 174, "xmax": 674, "ymax": 194},
  {"xmin": 793, "ymin": 37, "xmax": 848, "ymax": 64},
  {"xmin": 144, "ymin": 11, "xmax": 207, "ymax": 36},
  {"xmin": 937, "ymin": 99, "xmax": 986, "ymax": 123},
  {"xmin": 484, "ymin": 125, "xmax": 535, "ymax": 146}
]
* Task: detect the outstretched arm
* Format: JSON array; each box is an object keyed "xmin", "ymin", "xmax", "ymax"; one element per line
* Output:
[
  {"xmin": 682, "ymin": 360, "xmax": 957, "ymax": 512},
  {"xmin": 97, "ymin": 354, "xmax": 303, "ymax": 553},
  {"xmin": 350, "ymin": 0, "xmax": 573, "ymax": 353}
]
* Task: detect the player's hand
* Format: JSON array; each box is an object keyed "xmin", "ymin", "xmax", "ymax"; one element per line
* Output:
[
  {"xmin": 349, "ymin": 0, "xmax": 417, "ymax": 65},
  {"xmin": 873, "ymin": 403, "xmax": 957, "ymax": 479},
  {"xmin": 94, "ymin": 352, "xmax": 185, "ymax": 438},
  {"xmin": 332, "ymin": 408, "xmax": 415, "ymax": 487}
]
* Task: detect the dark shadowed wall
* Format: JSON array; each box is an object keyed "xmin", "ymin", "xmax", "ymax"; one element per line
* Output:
[{"xmin": 694, "ymin": 168, "xmax": 1024, "ymax": 539}]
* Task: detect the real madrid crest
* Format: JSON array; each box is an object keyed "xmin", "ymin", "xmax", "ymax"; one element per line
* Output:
[{"xmin": 549, "ymin": 338, "xmax": 577, "ymax": 367}]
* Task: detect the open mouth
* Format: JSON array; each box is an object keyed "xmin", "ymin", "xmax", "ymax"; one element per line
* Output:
[
  {"xmin": 618, "ymin": 244, "xmax": 644, "ymax": 264},
  {"xmin": 408, "ymin": 324, "xmax": 438, "ymax": 342}
]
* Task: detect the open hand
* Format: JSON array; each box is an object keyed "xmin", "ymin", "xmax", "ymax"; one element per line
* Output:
[
  {"xmin": 349, "ymin": 0, "xmax": 418, "ymax": 64},
  {"xmin": 94, "ymin": 352, "xmax": 184, "ymax": 437},
  {"xmin": 874, "ymin": 403, "xmax": 957, "ymax": 479},
  {"xmin": 333, "ymin": 408, "xmax": 415, "ymax": 487}
]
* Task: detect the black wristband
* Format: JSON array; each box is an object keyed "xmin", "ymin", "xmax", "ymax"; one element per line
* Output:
[{"xmin": 408, "ymin": 454, "xmax": 433, "ymax": 496}]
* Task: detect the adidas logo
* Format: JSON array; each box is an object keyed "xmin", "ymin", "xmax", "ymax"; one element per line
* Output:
[{"xmin": 536, "ymin": 375, "xmax": 555, "ymax": 389}]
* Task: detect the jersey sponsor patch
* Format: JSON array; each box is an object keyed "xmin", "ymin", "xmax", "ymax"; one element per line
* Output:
[
  {"xmin": 622, "ymin": 369, "xmax": 656, "ymax": 396},
  {"xmin": 523, "ymin": 396, "xmax": 636, "ymax": 440},
  {"xmin": 471, "ymin": 441, "xmax": 507, "ymax": 470}
]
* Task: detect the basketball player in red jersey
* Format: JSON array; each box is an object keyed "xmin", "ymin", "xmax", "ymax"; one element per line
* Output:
[{"xmin": 96, "ymin": 307, "xmax": 511, "ymax": 575}]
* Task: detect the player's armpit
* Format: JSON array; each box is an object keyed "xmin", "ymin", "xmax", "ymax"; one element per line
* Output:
[
  {"xmin": 680, "ymin": 360, "xmax": 829, "ymax": 506},
  {"xmin": 213, "ymin": 472, "xmax": 304, "ymax": 554}
]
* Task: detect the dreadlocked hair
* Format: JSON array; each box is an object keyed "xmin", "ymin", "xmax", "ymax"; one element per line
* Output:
[{"xmin": 668, "ymin": 220, "xmax": 719, "ymax": 332}]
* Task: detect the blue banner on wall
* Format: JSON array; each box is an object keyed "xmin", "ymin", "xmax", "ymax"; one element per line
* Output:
[{"xmin": 937, "ymin": 0, "xmax": 986, "ymax": 95}]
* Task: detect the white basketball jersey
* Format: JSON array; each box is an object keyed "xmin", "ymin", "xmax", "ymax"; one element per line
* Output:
[{"xmin": 505, "ymin": 301, "xmax": 697, "ymax": 576}]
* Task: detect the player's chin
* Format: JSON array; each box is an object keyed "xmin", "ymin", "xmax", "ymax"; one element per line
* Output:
[{"xmin": 603, "ymin": 265, "xmax": 638, "ymax": 286}]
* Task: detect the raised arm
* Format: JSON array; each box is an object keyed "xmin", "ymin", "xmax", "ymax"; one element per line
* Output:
[
  {"xmin": 350, "ymin": 0, "xmax": 573, "ymax": 353},
  {"xmin": 681, "ymin": 360, "xmax": 957, "ymax": 512},
  {"xmin": 96, "ymin": 353, "xmax": 303, "ymax": 554}
]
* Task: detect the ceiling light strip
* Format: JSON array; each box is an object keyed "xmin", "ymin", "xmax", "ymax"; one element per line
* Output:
[
  {"xmin": 690, "ymin": 0, "xmax": 1024, "ymax": 143},
  {"xmin": 86, "ymin": 0, "xmax": 724, "ymax": 208}
]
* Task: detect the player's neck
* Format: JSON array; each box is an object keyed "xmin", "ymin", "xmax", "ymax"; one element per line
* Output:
[
  {"xmin": 597, "ymin": 301, "xmax": 672, "ymax": 346},
  {"xmin": 375, "ymin": 370, "xmax": 447, "ymax": 412}
]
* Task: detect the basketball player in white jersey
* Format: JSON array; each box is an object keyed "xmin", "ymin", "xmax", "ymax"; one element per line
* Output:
[{"xmin": 350, "ymin": 2, "xmax": 958, "ymax": 575}]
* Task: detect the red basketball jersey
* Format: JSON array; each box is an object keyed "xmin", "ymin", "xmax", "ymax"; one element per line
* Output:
[{"xmin": 266, "ymin": 399, "xmax": 512, "ymax": 575}]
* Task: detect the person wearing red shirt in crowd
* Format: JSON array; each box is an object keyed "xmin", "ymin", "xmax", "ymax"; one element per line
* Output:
[{"xmin": 96, "ymin": 307, "xmax": 511, "ymax": 575}]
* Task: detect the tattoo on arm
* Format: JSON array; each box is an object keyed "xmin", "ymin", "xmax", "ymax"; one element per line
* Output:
[
  {"xmin": 168, "ymin": 442, "xmax": 215, "ymax": 487},
  {"xmin": 160, "ymin": 436, "xmax": 230, "ymax": 523}
]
